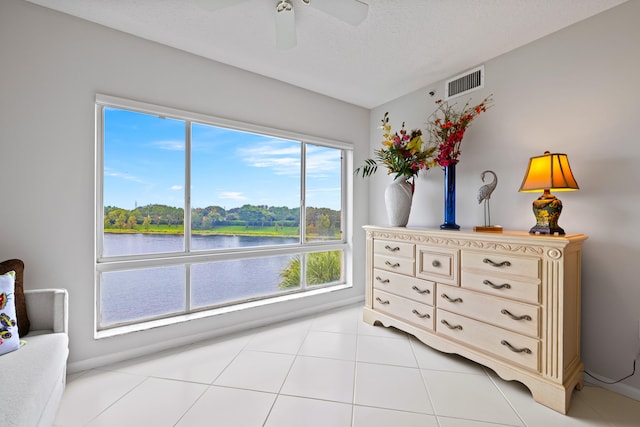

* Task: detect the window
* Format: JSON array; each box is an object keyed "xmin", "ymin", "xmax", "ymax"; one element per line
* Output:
[{"xmin": 96, "ymin": 95, "xmax": 350, "ymax": 332}]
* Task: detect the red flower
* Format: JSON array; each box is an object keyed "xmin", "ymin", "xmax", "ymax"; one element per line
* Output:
[{"xmin": 426, "ymin": 95, "xmax": 493, "ymax": 167}]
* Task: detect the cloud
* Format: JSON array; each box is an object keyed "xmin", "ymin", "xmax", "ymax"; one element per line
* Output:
[
  {"xmin": 219, "ymin": 192, "xmax": 248, "ymax": 201},
  {"xmin": 149, "ymin": 140, "xmax": 185, "ymax": 151},
  {"xmin": 238, "ymin": 140, "xmax": 301, "ymax": 175},
  {"xmin": 104, "ymin": 168, "xmax": 145, "ymax": 183},
  {"xmin": 307, "ymin": 186, "xmax": 341, "ymax": 194},
  {"xmin": 170, "ymin": 185, "xmax": 183, "ymax": 191},
  {"xmin": 306, "ymin": 146, "xmax": 341, "ymax": 176},
  {"xmin": 238, "ymin": 141, "xmax": 341, "ymax": 179}
]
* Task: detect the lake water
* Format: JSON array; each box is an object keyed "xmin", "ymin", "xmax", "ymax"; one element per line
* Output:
[
  {"xmin": 101, "ymin": 233, "xmax": 300, "ymax": 326},
  {"xmin": 103, "ymin": 233, "xmax": 299, "ymax": 257}
]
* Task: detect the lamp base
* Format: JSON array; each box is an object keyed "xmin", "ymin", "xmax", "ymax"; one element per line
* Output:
[
  {"xmin": 529, "ymin": 224, "xmax": 565, "ymax": 235},
  {"xmin": 529, "ymin": 191, "xmax": 565, "ymax": 235}
]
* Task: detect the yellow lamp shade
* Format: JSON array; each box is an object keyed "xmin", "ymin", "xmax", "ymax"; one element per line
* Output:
[{"xmin": 519, "ymin": 151, "xmax": 579, "ymax": 192}]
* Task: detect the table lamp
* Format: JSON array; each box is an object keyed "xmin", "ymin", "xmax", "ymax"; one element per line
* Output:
[{"xmin": 519, "ymin": 151, "xmax": 579, "ymax": 235}]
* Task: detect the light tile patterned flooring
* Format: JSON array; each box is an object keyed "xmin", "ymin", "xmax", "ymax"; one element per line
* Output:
[{"xmin": 55, "ymin": 304, "xmax": 640, "ymax": 426}]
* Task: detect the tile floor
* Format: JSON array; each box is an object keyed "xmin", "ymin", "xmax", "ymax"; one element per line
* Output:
[{"xmin": 55, "ymin": 304, "xmax": 640, "ymax": 427}]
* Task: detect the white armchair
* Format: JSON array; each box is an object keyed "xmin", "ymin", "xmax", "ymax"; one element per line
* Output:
[{"xmin": 0, "ymin": 289, "xmax": 69, "ymax": 427}]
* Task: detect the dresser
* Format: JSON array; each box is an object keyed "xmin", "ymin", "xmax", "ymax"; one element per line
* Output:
[{"xmin": 363, "ymin": 225, "xmax": 587, "ymax": 414}]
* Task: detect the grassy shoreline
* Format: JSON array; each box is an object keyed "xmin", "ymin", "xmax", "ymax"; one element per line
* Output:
[{"xmin": 104, "ymin": 225, "xmax": 340, "ymax": 239}]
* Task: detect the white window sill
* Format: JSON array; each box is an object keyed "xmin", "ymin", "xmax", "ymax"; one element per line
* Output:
[{"xmin": 95, "ymin": 283, "xmax": 352, "ymax": 339}]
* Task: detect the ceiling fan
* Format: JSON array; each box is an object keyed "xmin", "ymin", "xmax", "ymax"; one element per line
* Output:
[{"xmin": 198, "ymin": 0, "xmax": 369, "ymax": 49}]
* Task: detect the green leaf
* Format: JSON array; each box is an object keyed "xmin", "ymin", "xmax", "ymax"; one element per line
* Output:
[{"xmin": 354, "ymin": 158, "xmax": 378, "ymax": 178}]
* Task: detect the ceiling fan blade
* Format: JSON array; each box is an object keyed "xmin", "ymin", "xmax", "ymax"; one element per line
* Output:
[
  {"xmin": 275, "ymin": 1, "xmax": 296, "ymax": 50},
  {"xmin": 308, "ymin": 0, "xmax": 368, "ymax": 26},
  {"xmin": 194, "ymin": 0, "xmax": 248, "ymax": 12}
]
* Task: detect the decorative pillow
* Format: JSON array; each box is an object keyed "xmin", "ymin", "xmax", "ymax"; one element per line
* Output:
[
  {"xmin": 0, "ymin": 259, "xmax": 29, "ymax": 336},
  {"xmin": 0, "ymin": 271, "xmax": 21, "ymax": 355}
]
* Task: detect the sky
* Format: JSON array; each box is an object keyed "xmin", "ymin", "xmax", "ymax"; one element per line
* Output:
[{"xmin": 103, "ymin": 107, "xmax": 342, "ymax": 211}]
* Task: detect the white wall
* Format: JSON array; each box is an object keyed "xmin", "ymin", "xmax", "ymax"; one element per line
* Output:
[
  {"xmin": 369, "ymin": 1, "xmax": 640, "ymax": 398},
  {"xmin": 0, "ymin": 0, "xmax": 370, "ymax": 370}
]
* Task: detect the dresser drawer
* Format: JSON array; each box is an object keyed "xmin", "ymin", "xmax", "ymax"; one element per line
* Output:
[
  {"xmin": 373, "ymin": 269, "xmax": 435, "ymax": 305},
  {"xmin": 436, "ymin": 285, "xmax": 539, "ymax": 338},
  {"xmin": 374, "ymin": 290, "xmax": 435, "ymax": 330},
  {"xmin": 462, "ymin": 271, "xmax": 540, "ymax": 304},
  {"xmin": 374, "ymin": 240, "xmax": 414, "ymax": 259},
  {"xmin": 374, "ymin": 254, "xmax": 415, "ymax": 276},
  {"xmin": 436, "ymin": 309, "xmax": 540, "ymax": 372},
  {"xmin": 462, "ymin": 251, "xmax": 540, "ymax": 279},
  {"xmin": 416, "ymin": 245, "xmax": 459, "ymax": 286}
]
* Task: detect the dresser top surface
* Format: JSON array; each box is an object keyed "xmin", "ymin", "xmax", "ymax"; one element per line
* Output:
[{"xmin": 363, "ymin": 225, "xmax": 587, "ymax": 244}]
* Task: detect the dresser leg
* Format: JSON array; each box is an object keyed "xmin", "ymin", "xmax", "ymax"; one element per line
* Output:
[
  {"xmin": 575, "ymin": 374, "xmax": 585, "ymax": 391},
  {"xmin": 528, "ymin": 367, "xmax": 584, "ymax": 414},
  {"xmin": 362, "ymin": 307, "xmax": 382, "ymax": 326}
]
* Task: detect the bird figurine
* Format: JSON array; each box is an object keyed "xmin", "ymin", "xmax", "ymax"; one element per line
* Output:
[{"xmin": 477, "ymin": 170, "xmax": 497, "ymax": 227}]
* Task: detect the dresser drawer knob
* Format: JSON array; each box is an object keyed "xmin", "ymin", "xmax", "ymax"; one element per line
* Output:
[
  {"xmin": 375, "ymin": 276, "xmax": 390, "ymax": 284},
  {"xmin": 441, "ymin": 320, "xmax": 463, "ymax": 330},
  {"xmin": 483, "ymin": 258, "xmax": 512, "ymax": 268},
  {"xmin": 375, "ymin": 297, "xmax": 390, "ymax": 305},
  {"xmin": 385, "ymin": 261, "xmax": 400, "ymax": 268},
  {"xmin": 384, "ymin": 245, "xmax": 400, "ymax": 252},
  {"xmin": 501, "ymin": 309, "xmax": 532, "ymax": 321},
  {"xmin": 412, "ymin": 285, "xmax": 431, "ymax": 295},
  {"xmin": 432, "ymin": 260, "xmax": 441, "ymax": 267},
  {"xmin": 483, "ymin": 280, "xmax": 511, "ymax": 290},
  {"xmin": 501, "ymin": 340, "xmax": 532, "ymax": 354},
  {"xmin": 441, "ymin": 293, "xmax": 463, "ymax": 303},
  {"xmin": 412, "ymin": 309, "xmax": 430, "ymax": 319}
]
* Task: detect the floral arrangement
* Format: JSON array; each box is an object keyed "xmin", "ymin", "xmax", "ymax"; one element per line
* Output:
[
  {"xmin": 426, "ymin": 95, "xmax": 493, "ymax": 167},
  {"xmin": 355, "ymin": 112, "xmax": 436, "ymax": 181}
]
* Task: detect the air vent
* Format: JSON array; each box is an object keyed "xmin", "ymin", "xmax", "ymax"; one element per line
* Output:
[{"xmin": 445, "ymin": 66, "xmax": 484, "ymax": 99}]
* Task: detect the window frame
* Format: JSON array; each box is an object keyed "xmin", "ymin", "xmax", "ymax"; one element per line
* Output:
[{"xmin": 95, "ymin": 94, "xmax": 352, "ymax": 335}]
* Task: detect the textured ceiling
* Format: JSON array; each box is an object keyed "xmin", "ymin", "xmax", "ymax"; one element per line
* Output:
[{"xmin": 25, "ymin": 0, "xmax": 627, "ymax": 108}]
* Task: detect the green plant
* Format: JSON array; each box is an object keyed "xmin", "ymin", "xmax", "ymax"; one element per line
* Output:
[
  {"xmin": 355, "ymin": 112, "xmax": 436, "ymax": 181},
  {"xmin": 279, "ymin": 256, "xmax": 301, "ymax": 289},
  {"xmin": 306, "ymin": 251, "xmax": 341, "ymax": 285},
  {"xmin": 278, "ymin": 251, "xmax": 341, "ymax": 289}
]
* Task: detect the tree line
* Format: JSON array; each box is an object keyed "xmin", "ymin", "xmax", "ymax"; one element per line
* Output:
[{"xmin": 104, "ymin": 204, "xmax": 341, "ymax": 236}]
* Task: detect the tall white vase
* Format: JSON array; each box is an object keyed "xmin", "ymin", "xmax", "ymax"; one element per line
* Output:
[{"xmin": 384, "ymin": 178, "xmax": 413, "ymax": 227}]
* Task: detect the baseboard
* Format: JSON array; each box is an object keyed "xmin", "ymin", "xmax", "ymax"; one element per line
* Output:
[{"xmin": 67, "ymin": 295, "xmax": 364, "ymax": 374}]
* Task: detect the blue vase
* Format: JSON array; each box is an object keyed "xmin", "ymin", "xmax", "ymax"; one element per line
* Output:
[{"xmin": 440, "ymin": 163, "xmax": 460, "ymax": 230}]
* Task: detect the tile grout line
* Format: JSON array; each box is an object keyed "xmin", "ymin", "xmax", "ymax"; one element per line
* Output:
[
  {"xmin": 261, "ymin": 309, "xmax": 315, "ymax": 426},
  {"xmin": 206, "ymin": 331, "xmax": 259, "ymax": 387},
  {"xmin": 171, "ymin": 381, "xmax": 210, "ymax": 427},
  {"xmin": 485, "ymin": 367, "xmax": 529, "ymax": 427},
  {"xmin": 80, "ymin": 374, "xmax": 150, "ymax": 427},
  {"xmin": 351, "ymin": 322, "xmax": 362, "ymax": 427},
  {"xmin": 408, "ymin": 337, "xmax": 442, "ymax": 426}
]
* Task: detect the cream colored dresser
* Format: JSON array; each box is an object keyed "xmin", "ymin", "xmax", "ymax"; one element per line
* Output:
[{"xmin": 363, "ymin": 225, "xmax": 587, "ymax": 414}]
